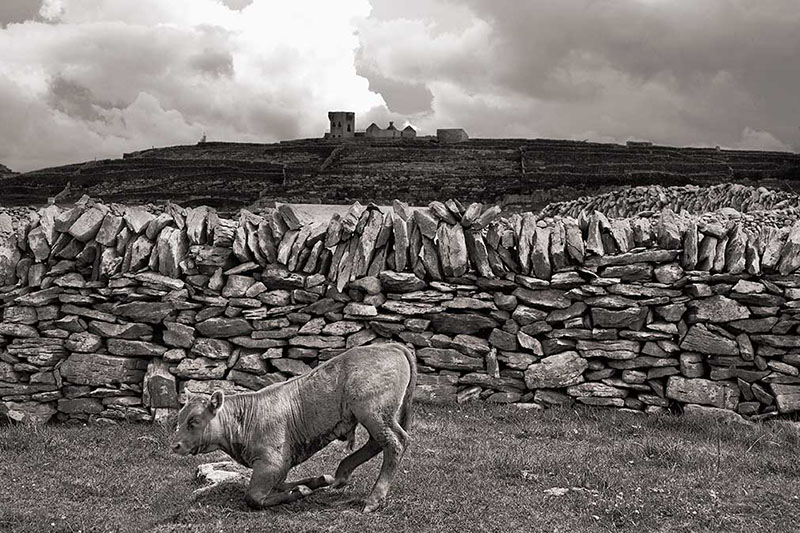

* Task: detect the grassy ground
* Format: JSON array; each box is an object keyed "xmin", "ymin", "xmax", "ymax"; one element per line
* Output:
[{"xmin": 1, "ymin": 403, "xmax": 799, "ymax": 533}]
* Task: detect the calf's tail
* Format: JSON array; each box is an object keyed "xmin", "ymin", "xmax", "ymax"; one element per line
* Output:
[{"xmin": 398, "ymin": 343, "xmax": 417, "ymax": 431}]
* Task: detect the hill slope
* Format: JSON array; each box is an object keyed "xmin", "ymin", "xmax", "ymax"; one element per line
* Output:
[{"xmin": 1, "ymin": 138, "xmax": 798, "ymax": 213}]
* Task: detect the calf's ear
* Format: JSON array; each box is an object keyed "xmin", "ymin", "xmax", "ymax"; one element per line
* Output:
[{"xmin": 209, "ymin": 390, "xmax": 225, "ymax": 414}]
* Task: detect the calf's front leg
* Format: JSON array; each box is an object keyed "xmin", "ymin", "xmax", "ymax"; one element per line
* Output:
[{"xmin": 245, "ymin": 460, "xmax": 312, "ymax": 509}]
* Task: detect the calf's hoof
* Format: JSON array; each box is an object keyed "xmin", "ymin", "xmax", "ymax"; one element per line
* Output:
[
  {"xmin": 330, "ymin": 477, "xmax": 349, "ymax": 489},
  {"xmin": 294, "ymin": 485, "xmax": 313, "ymax": 497},
  {"xmin": 362, "ymin": 499, "xmax": 383, "ymax": 513}
]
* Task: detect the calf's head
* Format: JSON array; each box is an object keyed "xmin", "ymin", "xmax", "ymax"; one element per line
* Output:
[{"xmin": 171, "ymin": 390, "xmax": 225, "ymax": 456}]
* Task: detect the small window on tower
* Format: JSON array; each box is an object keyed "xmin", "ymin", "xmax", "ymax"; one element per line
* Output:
[
  {"xmin": 347, "ymin": 124, "xmax": 351, "ymax": 132},
  {"xmin": 338, "ymin": 122, "xmax": 342, "ymax": 128}
]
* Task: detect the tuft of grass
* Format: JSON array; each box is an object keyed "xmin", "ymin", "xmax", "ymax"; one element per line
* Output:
[{"xmin": 1, "ymin": 403, "xmax": 799, "ymax": 532}]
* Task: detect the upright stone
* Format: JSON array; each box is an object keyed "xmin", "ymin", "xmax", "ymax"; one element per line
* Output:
[{"xmin": 143, "ymin": 359, "xmax": 179, "ymax": 408}]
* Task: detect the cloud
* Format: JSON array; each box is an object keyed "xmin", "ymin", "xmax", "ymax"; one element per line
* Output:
[
  {"xmin": 0, "ymin": 0, "xmax": 385, "ymax": 171},
  {"xmin": 1, "ymin": 0, "xmax": 798, "ymax": 172},
  {"xmin": 357, "ymin": 0, "xmax": 800, "ymax": 151},
  {"xmin": 0, "ymin": 0, "xmax": 43, "ymax": 27}
]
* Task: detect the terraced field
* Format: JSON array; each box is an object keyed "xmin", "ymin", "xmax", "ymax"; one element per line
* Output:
[{"xmin": 1, "ymin": 138, "xmax": 798, "ymax": 214}]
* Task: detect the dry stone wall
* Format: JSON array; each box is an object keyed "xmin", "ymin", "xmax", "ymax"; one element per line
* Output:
[{"xmin": 2, "ymin": 195, "xmax": 800, "ymax": 424}]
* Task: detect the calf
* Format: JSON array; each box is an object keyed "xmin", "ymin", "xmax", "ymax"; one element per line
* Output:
[{"xmin": 171, "ymin": 342, "xmax": 416, "ymax": 513}]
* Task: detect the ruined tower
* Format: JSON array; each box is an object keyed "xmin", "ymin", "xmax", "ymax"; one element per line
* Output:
[{"xmin": 327, "ymin": 111, "xmax": 355, "ymax": 139}]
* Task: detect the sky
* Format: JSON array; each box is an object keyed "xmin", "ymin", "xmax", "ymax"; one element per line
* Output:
[{"xmin": 1, "ymin": 0, "xmax": 799, "ymax": 172}]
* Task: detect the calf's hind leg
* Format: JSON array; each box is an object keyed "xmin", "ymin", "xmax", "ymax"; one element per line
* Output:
[
  {"xmin": 362, "ymin": 417, "xmax": 409, "ymax": 513},
  {"xmin": 278, "ymin": 475, "xmax": 334, "ymax": 492},
  {"xmin": 331, "ymin": 438, "xmax": 382, "ymax": 488}
]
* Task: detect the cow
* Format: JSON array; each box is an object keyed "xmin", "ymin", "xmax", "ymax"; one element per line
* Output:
[{"xmin": 171, "ymin": 342, "xmax": 416, "ymax": 513}]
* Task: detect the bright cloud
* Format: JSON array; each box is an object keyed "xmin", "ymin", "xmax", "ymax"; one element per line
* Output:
[{"xmin": 0, "ymin": 0, "xmax": 384, "ymax": 171}]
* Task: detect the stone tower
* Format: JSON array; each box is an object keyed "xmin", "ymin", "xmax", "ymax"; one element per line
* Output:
[{"xmin": 327, "ymin": 111, "xmax": 355, "ymax": 139}]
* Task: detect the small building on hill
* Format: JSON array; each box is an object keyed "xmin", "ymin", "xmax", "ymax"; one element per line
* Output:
[
  {"xmin": 437, "ymin": 128, "xmax": 469, "ymax": 143},
  {"xmin": 365, "ymin": 121, "xmax": 416, "ymax": 139},
  {"xmin": 324, "ymin": 111, "xmax": 417, "ymax": 140},
  {"xmin": 326, "ymin": 111, "xmax": 355, "ymax": 139}
]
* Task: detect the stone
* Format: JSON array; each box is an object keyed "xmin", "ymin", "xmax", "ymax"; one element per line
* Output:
[
  {"xmin": 512, "ymin": 288, "xmax": 570, "ymax": 309},
  {"xmin": 512, "ymin": 305, "xmax": 548, "ymax": 325},
  {"xmin": 567, "ymin": 382, "xmax": 628, "ymax": 398},
  {"xmin": 752, "ymin": 335, "xmax": 800, "ymax": 349},
  {"xmin": 0, "ymin": 401, "xmax": 57, "ymax": 424},
  {"xmin": 88, "ymin": 321, "xmax": 153, "ymax": 339},
  {"xmin": 107, "ymin": 339, "xmax": 168, "ymax": 358},
  {"xmin": 222, "ymin": 275, "xmax": 256, "ymax": 298},
  {"xmin": 229, "ymin": 351, "xmax": 267, "ymax": 379},
  {"xmin": 195, "ymin": 461, "xmax": 251, "ymax": 488},
  {"xmin": 682, "ymin": 404, "xmax": 750, "ymax": 425},
  {"xmin": 533, "ymin": 389, "xmax": 574, "ymax": 407},
  {"xmin": 163, "ymin": 348, "xmax": 186, "ymax": 363},
  {"xmin": 727, "ymin": 317, "xmax": 778, "ymax": 333},
  {"xmin": 523, "ymin": 351, "xmax": 587, "ymax": 389},
  {"xmin": 14, "ymin": 287, "xmax": 61, "ymax": 307},
  {"xmin": 449, "ymin": 335, "xmax": 491, "ymax": 357},
  {"xmin": 0, "ymin": 323, "xmax": 39, "ymax": 337},
  {"xmin": 343, "ymin": 302, "xmax": 378, "ymax": 317},
  {"xmin": 530, "ymin": 227, "xmax": 551, "ymax": 279},
  {"xmin": 429, "ymin": 313, "xmax": 498, "ymax": 335},
  {"xmin": 68, "ymin": 207, "xmax": 106, "ymax": 242},
  {"xmin": 666, "ymin": 376, "xmax": 739, "ymax": 409},
  {"xmin": 228, "ymin": 370, "xmax": 285, "ymax": 390},
  {"xmin": 418, "ymin": 348, "xmax": 484, "ymax": 371},
  {"xmin": 64, "ymin": 332, "xmax": 103, "ymax": 353},
  {"xmin": 488, "ymin": 329, "xmax": 517, "ymax": 351},
  {"xmin": 191, "ymin": 338, "xmax": 233, "ymax": 360},
  {"xmin": 771, "ymin": 384, "xmax": 800, "ymax": 413},
  {"xmin": 546, "ymin": 302, "xmax": 587, "ymax": 323},
  {"xmin": 777, "ymin": 220, "xmax": 800, "ymax": 275},
  {"xmin": 378, "ymin": 271, "xmax": 426, "ymax": 293},
  {"xmin": 113, "ymin": 302, "xmax": 174, "ymax": 324},
  {"xmin": 497, "ymin": 351, "xmax": 537, "ymax": 370},
  {"xmin": 576, "ymin": 340, "xmax": 639, "ymax": 360},
  {"xmin": 688, "ymin": 295, "xmax": 750, "ymax": 323},
  {"xmin": 591, "ymin": 306, "xmax": 648, "ymax": 329},
  {"xmin": 60, "ymin": 352, "xmax": 147, "ymax": 385},
  {"xmin": 153, "ymin": 322, "xmax": 192, "ymax": 350},
  {"xmin": 155, "ymin": 227, "xmax": 188, "ymax": 279},
  {"xmin": 289, "ymin": 335, "xmax": 346, "ymax": 349},
  {"xmin": 172, "ymin": 356, "xmax": 227, "ymax": 380},
  {"xmin": 680, "ymin": 324, "xmax": 739, "ymax": 356},
  {"xmin": 271, "ymin": 358, "xmax": 312, "ymax": 376},
  {"xmin": 603, "ymin": 263, "xmax": 652, "ymax": 282},
  {"xmin": 563, "ymin": 219, "xmax": 585, "ymax": 263},
  {"xmin": 322, "ymin": 321, "xmax": 363, "ymax": 336},
  {"xmin": 516, "ymin": 332, "xmax": 543, "ymax": 355},
  {"xmin": 134, "ymin": 272, "xmax": 185, "ymax": 291},
  {"xmin": 143, "ymin": 359, "xmax": 178, "ymax": 408},
  {"xmin": 196, "ymin": 318, "xmax": 253, "ymax": 338},
  {"xmin": 58, "ymin": 398, "xmax": 104, "ymax": 415}
]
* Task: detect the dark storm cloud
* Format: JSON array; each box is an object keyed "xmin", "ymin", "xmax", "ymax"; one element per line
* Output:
[
  {"xmin": 357, "ymin": 0, "xmax": 800, "ymax": 151},
  {"xmin": 0, "ymin": 0, "xmax": 42, "ymax": 27},
  {"xmin": 47, "ymin": 76, "xmax": 102, "ymax": 121}
]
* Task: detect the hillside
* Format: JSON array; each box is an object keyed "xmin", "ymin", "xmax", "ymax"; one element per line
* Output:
[{"xmin": 1, "ymin": 138, "xmax": 799, "ymax": 214}]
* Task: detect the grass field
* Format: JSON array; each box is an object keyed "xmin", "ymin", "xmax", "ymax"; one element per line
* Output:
[{"xmin": 1, "ymin": 402, "xmax": 799, "ymax": 533}]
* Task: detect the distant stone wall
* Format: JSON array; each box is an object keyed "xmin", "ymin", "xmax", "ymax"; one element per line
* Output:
[{"xmin": 1, "ymin": 198, "xmax": 800, "ymax": 424}]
